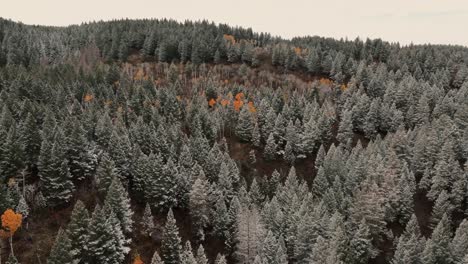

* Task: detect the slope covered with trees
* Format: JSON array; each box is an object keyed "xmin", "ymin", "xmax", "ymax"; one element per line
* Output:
[{"xmin": 0, "ymin": 17, "xmax": 468, "ymax": 264}]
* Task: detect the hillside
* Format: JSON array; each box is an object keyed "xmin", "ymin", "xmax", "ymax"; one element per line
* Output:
[{"xmin": 0, "ymin": 18, "xmax": 468, "ymax": 264}]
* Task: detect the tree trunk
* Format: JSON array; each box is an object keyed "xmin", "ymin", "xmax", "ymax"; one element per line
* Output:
[{"xmin": 9, "ymin": 236, "xmax": 14, "ymax": 260}]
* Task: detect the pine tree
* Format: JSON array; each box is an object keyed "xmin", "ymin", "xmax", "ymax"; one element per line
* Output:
[
  {"xmin": 151, "ymin": 251, "xmax": 164, "ymax": 264},
  {"xmin": 142, "ymin": 203, "xmax": 155, "ymax": 236},
  {"xmin": 66, "ymin": 200, "xmax": 90, "ymax": 262},
  {"xmin": 348, "ymin": 219, "xmax": 375, "ymax": 264},
  {"xmin": 214, "ymin": 254, "xmax": 227, "ymax": 264},
  {"xmin": 451, "ymin": 219, "xmax": 468, "ymax": 263},
  {"xmin": 15, "ymin": 195, "xmax": 29, "ymax": 220},
  {"xmin": 0, "ymin": 125, "xmax": 24, "ymax": 182},
  {"xmin": 39, "ymin": 130, "xmax": 75, "ymax": 207},
  {"xmin": 430, "ymin": 190, "xmax": 452, "ymax": 228},
  {"xmin": 337, "ymin": 110, "xmax": 354, "ymax": 143},
  {"xmin": 264, "ymin": 133, "xmax": 277, "ymax": 160},
  {"xmin": 88, "ymin": 206, "xmax": 129, "ymax": 264},
  {"xmin": 196, "ymin": 245, "xmax": 208, "ymax": 264},
  {"xmin": 422, "ymin": 214, "xmax": 452, "ymax": 264},
  {"xmin": 189, "ymin": 172, "xmax": 210, "ymax": 241},
  {"xmin": 95, "ymin": 152, "xmax": 118, "ymax": 195},
  {"xmin": 181, "ymin": 241, "xmax": 197, "ymax": 264},
  {"xmin": 103, "ymin": 177, "xmax": 133, "ymax": 234},
  {"xmin": 65, "ymin": 119, "xmax": 95, "ymax": 181},
  {"xmin": 19, "ymin": 113, "xmax": 41, "ymax": 170},
  {"xmin": 236, "ymin": 106, "xmax": 254, "ymax": 142},
  {"xmin": 235, "ymin": 206, "xmax": 264, "ymax": 263},
  {"xmin": 212, "ymin": 197, "xmax": 228, "ymax": 240},
  {"xmin": 161, "ymin": 209, "xmax": 182, "ymax": 264},
  {"xmin": 48, "ymin": 228, "xmax": 74, "ymax": 264}
]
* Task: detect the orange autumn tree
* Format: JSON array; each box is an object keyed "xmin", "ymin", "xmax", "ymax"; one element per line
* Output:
[
  {"xmin": 233, "ymin": 92, "xmax": 245, "ymax": 111},
  {"xmin": 247, "ymin": 101, "xmax": 256, "ymax": 113},
  {"xmin": 208, "ymin": 98, "xmax": 216, "ymax": 107},
  {"xmin": 83, "ymin": 93, "xmax": 94, "ymax": 103},
  {"xmin": 0, "ymin": 209, "xmax": 22, "ymax": 258},
  {"xmin": 133, "ymin": 254, "xmax": 144, "ymax": 264}
]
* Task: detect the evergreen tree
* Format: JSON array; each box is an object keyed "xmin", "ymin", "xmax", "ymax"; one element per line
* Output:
[
  {"xmin": 236, "ymin": 106, "xmax": 254, "ymax": 142},
  {"xmin": 87, "ymin": 206, "xmax": 129, "ymax": 264},
  {"xmin": 94, "ymin": 152, "xmax": 118, "ymax": 195},
  {"xmin": 39, "ymin": 130, "xmax": 74, "ymax": 207},
  {"xmin": 142, "ymin": 203, "xmax": 155, "ymax": 236},
  {"xmin": 189, "ymin": 172, "xmax": 210, "ymax": 241},
  {"xmin": 196, "ymin": 245, "xmax": 208, "ymax": 264},
  {"xmin": 66, "ymin": 200, "xmax": 90, "ymax": 262},
  {"xmin": 337, "ymin": 110, "xmax": 354, "ymax": 143},
  {"xmin": 264, "ymin": 133, "xmax": 277, "ymax": 160},
  {"xmin": 47, "ymin": 228, "xmax": 74, "ymax": 264},
  {"xmin": 151, "ymin": 251, "xmax": 164, "ymax": 264},
  {"xmin": 161, "ymin": 209, "xmax": 182, "ymax": 264},
  {"xmin": 103, "ymin": 177, "xmax": 133, "ymax": 234},
  {"xmin": 422, "ymin": 214, "xmax": 452, "ymax": 264}
]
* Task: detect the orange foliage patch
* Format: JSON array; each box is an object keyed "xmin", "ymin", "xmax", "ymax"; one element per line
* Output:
[
  {"xmin": 235, "ymin": 92, "xmax": 244, "ymax": 101},
  {"xmin": 294, "ymin": 47, "xmax": 302, "ymax": 55},
  {"xmin": 248, "ymin": 101, "xmax": 256, "ymax": 113},
  {"xmin": 223, "ymin": 34, "xmax": 236, "ymax": 44},
  {"xmin": 133, "ymin": 254, "xmax": 144, "ymax": 264},
  {"xmin": 233, "ymin": 99, "xmax": 243, "ymax": 112},
  {"xmin": 319, "ymin": 78, "xmax": 333, "ymax": 86},
  {"xmin": 208, "ymin": 98, "xmax": 216, "ymax": 107},
  {"xmin": 84, "ymin": 94, "xmax": 94, "ymax": 103},
  {"xmin": 340, "ymin": 84, "xmax": 347, "ymax": 91},
  {"xmin": 221, "ymin": 99, "xmax": 230, "ymax": 107},
  {"xmin": 0, "ymin": 209, "xmax": 22, "ymax": 238}
]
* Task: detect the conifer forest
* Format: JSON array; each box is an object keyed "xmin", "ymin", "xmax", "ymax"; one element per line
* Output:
[{"xmin": 1, "ymin": 17, "xmax": 468, "ymax": 264}]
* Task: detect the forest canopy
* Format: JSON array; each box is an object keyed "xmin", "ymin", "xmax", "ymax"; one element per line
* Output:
[{"xmin": 0, "ymin": 17, "xmax": 468, "ymax": 264}]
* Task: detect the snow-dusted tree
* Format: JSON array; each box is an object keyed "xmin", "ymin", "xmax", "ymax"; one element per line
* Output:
[
  {"xmin": 161, "ymin": 209, "xmax": 182, "ymax": 264},
  {"xmin": 47, "ymin": 228, "xmax": 74, "ymax": 264},
  {"xmin": 235, "ymin": 206, "xmax": 264, "ymax": 263},
  {"xmin": 264, "ymin": 133, "xmax": 277, "ymax": 160},
  {"xmin": 87, "ymin": 206, "xmax": 129, "ymax": 264},
  {"xmin": 94, "ymin": 152, "xmax": 118, "ymax": 195},
  {"xmin": 196, "ymin": 245, "xmax": 208, "ymax": 264},
  {"xmin": 189, "ymin": 171, "xmax": 210, "ymax": 241},
  {"xmin": 103, "ymin": 177, "xmax": 133, "ymax": 234},
  {"xmin": 422, "ymin": 214, "xmax": 452, "ymax": 264},
  {"xmin": 151, "ymin": 251, "xmax": 164, "ymax": 264},
  {"xmin": 337, "ymin": 109, "xmax": 354, "ymax": 143},
  {"xmin": 66, "ymin": 200, "xmax": 90, "ymax": 262},
  {"xmin": 142, "ymin": 203, "xmax": 155, "ymax": 236}
]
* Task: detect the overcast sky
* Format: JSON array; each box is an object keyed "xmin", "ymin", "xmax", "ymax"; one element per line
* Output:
[{"xmin": 2, "ymin": 0, "xmax": 468, "ymax": 46}]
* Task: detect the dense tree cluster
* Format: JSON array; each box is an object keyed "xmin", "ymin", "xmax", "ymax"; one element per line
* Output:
[{"xmin": 1, "ymin": 17, "xmax": 468, "ymax": 264}]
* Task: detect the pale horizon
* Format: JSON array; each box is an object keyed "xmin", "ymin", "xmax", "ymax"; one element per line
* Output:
[{"xmin": 2, "ymin": 0, "xmax": 468, "ymax": 47}]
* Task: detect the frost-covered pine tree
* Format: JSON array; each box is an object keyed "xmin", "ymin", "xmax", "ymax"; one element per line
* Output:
[
  {"xmin": 16, "ymin": 195, "xmax": 29, "ymax": 220},
  {"xmin": 214, "ymin": 254, "xmax": 227, "ymax": 264},
  {"xmin": 181, "ymin": 241, "xmax": 197, "ymax": 264},
  {"xmin": 47, "ymin": 228, "xmax": 74, "ymax": 264},
  {"xmin": 196, "ymin": 245, "xmax": 208, "ymax": 264},
  {"xmin": 142, "ymin": 203, "xmax": 154, "ymax": 236},
  {"xmin": 337, "ymin": 109, "xmax": 354, "ymax": 143},
  {"xmin": 235, "ymin": 206, "xmax": 264, "ymax": 263},
  {"xmin": 422, "ymin": 214, "xmax": 452, "ymax": 264},
  {"xmin": 236, "ymin": 106, "xmax": 254, "ymax": 142},
  {"xmin": 39, "ymin": 130, "xmax": 74, "ymax": 207},
  {"xmin": 87, "ymin": 206, "xmax": 129, "ymax": 264},
  {"xmin": 263, "ymin": 133, "xmax": 277, "ymax": 160},
  {"xmin": 66, "ymin": 200, "xmax": 90, "ymax": 262},
  {"xmin": 103, "ymin": 177, "xmax": 133, "ymax": 234},
  {"xmin": 189, "ymin": 172, "xmax": 210, "ymax": 241},
  {"xmin": 161, "ymin": 209, "xmax": 182, "ymax": 264},
  {"xmin": 151, "ymin": 251, "xmax": 164, "ymax": 264},
  {"xmin": 94, "ymin": 152, "xmax": 118, "ymax": 195}
]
